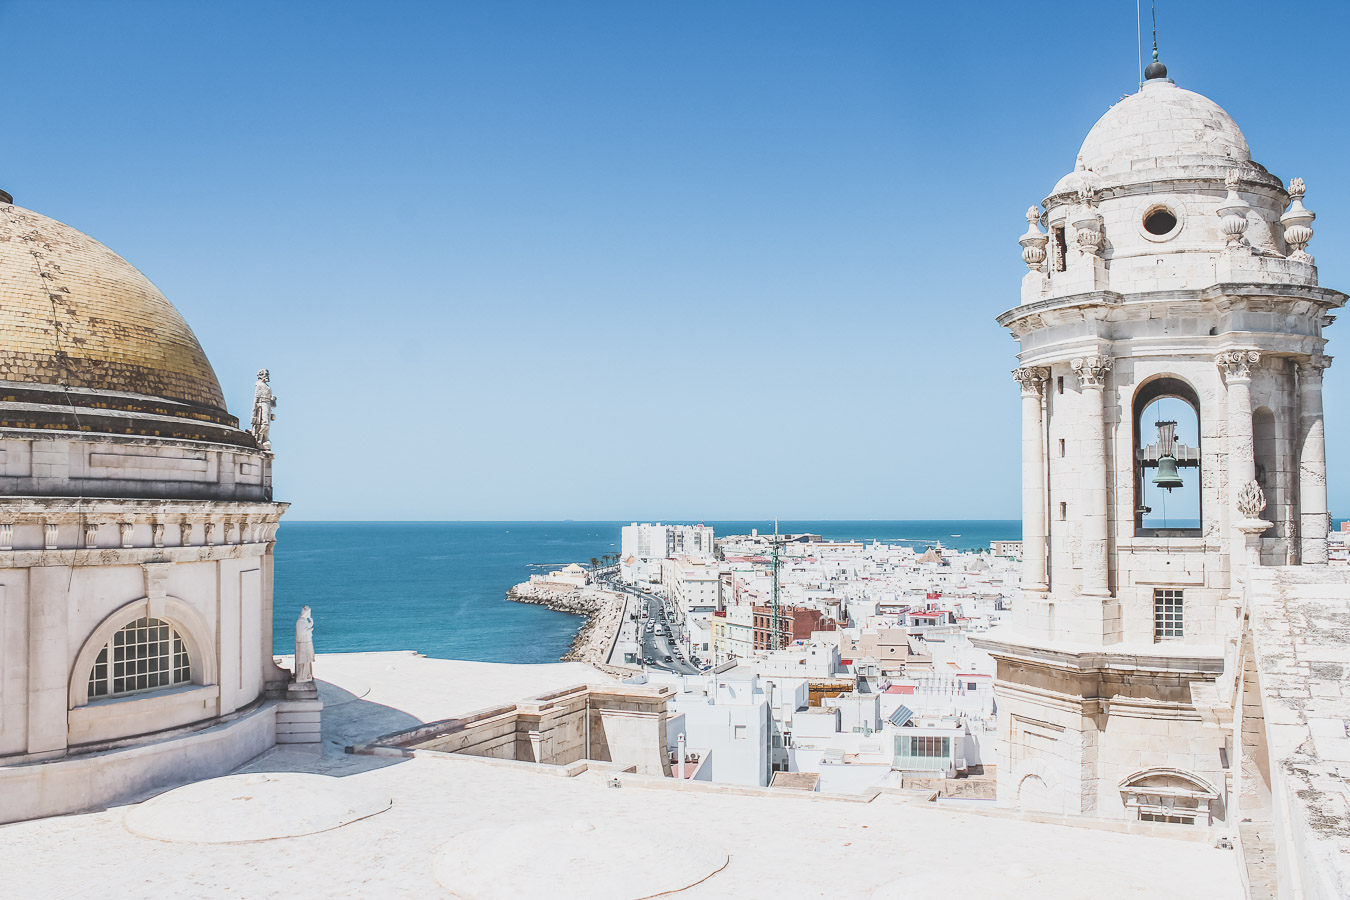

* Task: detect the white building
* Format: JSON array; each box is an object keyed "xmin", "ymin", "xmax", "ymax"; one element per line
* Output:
[
  {"xmin": 620, "ymin": 522, "xmax": 714, "ymax": 573},
  {"xmin": 660, "ymin": 555, "xmax": 721, "ymax": 617},
  {"xmin": 660, "ymin": 671, "xmax": 772, "ymax": 787},
  {"xmin": 976, "ymin": 56, "xmax": 1343, "ymax": 826},
  {"xmin": 529, "ymin": 562, "xmax": 589, "ymax": 588},
  {"xmin": 0, "ymin": 188, "xmax": 292, "ymax": 823}
]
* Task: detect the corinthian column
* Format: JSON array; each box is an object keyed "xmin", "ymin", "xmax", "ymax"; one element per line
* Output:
[
  {"xmin": 1014, "ymin": 367, "xmax": 1050, "ymax": 592},
  {"xmin": 1298, "ymin": 355, "xmax": 1331, "ymax": 564},
  {"xmin": 1217, "ymin": 350, "xmax": 1262, "ymax": 584},
  {"xmin": 1071, "ymin": 355, "xmax": 1112, "ymax": 598}
]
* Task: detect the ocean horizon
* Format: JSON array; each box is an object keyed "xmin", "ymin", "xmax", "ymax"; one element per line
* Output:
[{"xmin": 271, "ymin": 519, "xmax": 1022, "ymax": 662}]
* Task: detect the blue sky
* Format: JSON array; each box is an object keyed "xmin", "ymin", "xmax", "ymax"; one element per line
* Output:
[{"xmin": 1, "ymin": 1, "xmax": 1346, "ymax": 520}]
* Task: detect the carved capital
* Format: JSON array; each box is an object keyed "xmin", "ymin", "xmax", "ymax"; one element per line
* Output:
[
  {"xmin": 1216, "ymin": 349, "xmax": 1260, "ymax": 382},
  {"xmin": 1012, "ymin": 366, "xmax": 1050, "ymax": 397},
  {"xmin": 1070, "ymin": 355, "xmax": 1112, "ymax": 389},
  {"xmin": 1298, "ymin": 353, "xmax": 1332, "ymax": 378}
]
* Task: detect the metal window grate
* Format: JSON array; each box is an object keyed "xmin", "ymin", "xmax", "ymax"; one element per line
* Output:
[
  {"xmin": 87, "ymin": 617, "xmax": 191, "ymax": 699},
  {"xmin": 1154, "ymin": 589, "xmax": 1184, "ymax": 640}
]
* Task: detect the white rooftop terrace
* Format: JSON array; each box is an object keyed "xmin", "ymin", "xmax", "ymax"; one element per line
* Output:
[{"xmin": 0, "ymin": 651, "xmax": 1243, "ymax": 898}]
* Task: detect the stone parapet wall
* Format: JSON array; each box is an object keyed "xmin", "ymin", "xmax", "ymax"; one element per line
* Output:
[
  {"xmin": 0, "ymin": 700, "xmax": 277, "ymax": 824},
  {"xmin": 1239, "ymin": 566, "xmax": 1350, "ymax": 899},
  {"xmin": 0, "ymin": 433, "xmax": 272, "ymax": 501},
  {"xmin": 364, "ymin": 683, "xmax": 673, "ymax": 777}
]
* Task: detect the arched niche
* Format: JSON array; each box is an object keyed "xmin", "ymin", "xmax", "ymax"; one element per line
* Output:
[
  {"xmin": 68, "ymin": 596, "xmax": 217, "ymax": 709},
  {"xmin": 1133, "ymin": 375, "xmax": 1203, "ymax": 536}
]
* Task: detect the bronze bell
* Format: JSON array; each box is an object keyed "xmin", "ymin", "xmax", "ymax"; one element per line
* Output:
[{"xmin": 1152, "ymin": 454, "xmax": 1184, "ymax": 491}]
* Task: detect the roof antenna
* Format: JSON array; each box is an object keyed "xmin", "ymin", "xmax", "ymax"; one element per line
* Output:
[{"xmin": 1144, "ymin": 0, "xmax": 1167, "ymax": 81}]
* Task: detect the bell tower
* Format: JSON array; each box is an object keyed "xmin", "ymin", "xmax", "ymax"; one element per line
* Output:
[{"xmin": 979, "ymin": 60, "xmax": 1345, "ymax": 823}]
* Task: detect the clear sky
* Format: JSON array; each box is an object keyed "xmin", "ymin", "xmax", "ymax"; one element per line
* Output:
[{"xmin": 1, "ymin": 1, "xmax": 1346, "ymax": 520}]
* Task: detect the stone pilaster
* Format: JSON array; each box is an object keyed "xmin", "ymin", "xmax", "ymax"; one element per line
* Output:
[
  {"xmin": 1217, "ymin": 350, "xmax": 1263, "ymax": 592},
  {"xmin": 1071, "ymin": 355, "xmax": 1112, "ymax": 598},
  {"xmin": 26, "ymin": 566, "xmax": 70, "ymax": 758},
  {"xmin": 1297, "ymin": 355, "xmax": 1331, "ymax": 564},
  {"xmin": 1014, "ymin": 367, "xmax": 1050, "ymax": 593}
]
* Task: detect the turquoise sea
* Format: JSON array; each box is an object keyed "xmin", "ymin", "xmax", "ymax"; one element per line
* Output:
[{"xmin": 271, "ymin": 520, "xmax": 1021, "ymax": 662}]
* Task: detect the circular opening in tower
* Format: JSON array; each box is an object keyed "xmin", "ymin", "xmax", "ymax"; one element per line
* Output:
[{"xmin": 1144, "ymin": 207, "xmax": 1179, "ymax": 236}]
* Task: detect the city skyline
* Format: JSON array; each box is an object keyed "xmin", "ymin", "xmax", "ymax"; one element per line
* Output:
[{"xmin": 1, "ymin": 1, "xmax": 1346, "ymax": 520}]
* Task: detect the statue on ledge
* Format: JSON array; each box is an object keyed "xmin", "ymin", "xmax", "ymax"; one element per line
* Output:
[
  {"xmin": 251, "ymin": 369, "xmax": 277, "ymax": 450},
  {"xmin": 294, "ymin": 605, "xmax": 315, "ymax": 684}
]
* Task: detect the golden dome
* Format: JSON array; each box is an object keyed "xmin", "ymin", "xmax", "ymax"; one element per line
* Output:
[{"xmin": 0, "ymin": 199, "xmax": 225, "ymax": 410}]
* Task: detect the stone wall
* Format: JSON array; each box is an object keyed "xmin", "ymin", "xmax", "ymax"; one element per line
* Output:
[
  {"xmin": 1238, "ymin": 566, "xmax": 1350, "ymax": 899},
  {"xmin": 369, "ymin": 683, "xmax": 674, "ymax": 777},
  {"xmin": 0, "ymin": 700, "xmax": 277, "ymax": 825}
]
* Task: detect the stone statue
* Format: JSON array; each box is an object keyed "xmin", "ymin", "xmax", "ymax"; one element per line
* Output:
[
  {"xmin": 250, "ymin": 369, "xmax": 277, "ymax": 450},
  {"xmin": 294, "ymin": 605, "xmax": 315, "ymax": 684}
]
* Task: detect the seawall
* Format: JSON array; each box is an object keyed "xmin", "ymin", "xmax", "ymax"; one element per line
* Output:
[{"xmin": 505, "ymin": 582, "xmax": 631, "ymax": 674}]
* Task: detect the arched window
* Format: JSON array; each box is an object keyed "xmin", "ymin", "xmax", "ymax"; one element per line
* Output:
[
  {"xmin": 87, "ymin": 617, "xmax": 192, "ymax": 700},
  {"xmin": 1134, "ymin": 377, "xmax": 1202, "ymax": 536}
]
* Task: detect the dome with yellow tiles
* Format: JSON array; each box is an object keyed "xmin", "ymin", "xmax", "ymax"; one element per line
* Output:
[{"xmin": 0, "ymin": 195, "xmax": 225, "ymax": 411}]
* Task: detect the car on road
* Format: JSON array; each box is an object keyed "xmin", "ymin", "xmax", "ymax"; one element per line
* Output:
[{"xmin": 663, "ymin": 655, "xmax": 673, "ymax": 662}]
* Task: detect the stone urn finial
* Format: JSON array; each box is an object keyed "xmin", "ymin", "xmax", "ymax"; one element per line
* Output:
[
  {"xmin": 1217, "ymin": 169, "xmax": 1251, "ymax": 252},
  {"xmin": 1019, "ymin": 206, "xmax": 1048, "ymax": 272},
  {"xmin": 1282, "ymin": 177, "xmax": 1316, "ymax": 264},
  {"xmin": 1236, "ymin": 480, "xmax": 1267, "ymax": 520}
]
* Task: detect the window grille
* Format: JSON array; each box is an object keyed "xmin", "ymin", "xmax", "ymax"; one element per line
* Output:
[
  {"xmin": 87, "ymin": 617, "xmax": 191, "ymax": 700},
  {"xmin": 1154, "ymin": 589, "xmax": 1184, "ymax": 640}
]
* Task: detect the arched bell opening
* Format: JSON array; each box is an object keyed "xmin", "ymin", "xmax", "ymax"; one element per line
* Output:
[{"xmin": 1133, "ymin": 376, "xmax": 1202, "ymax": 536}]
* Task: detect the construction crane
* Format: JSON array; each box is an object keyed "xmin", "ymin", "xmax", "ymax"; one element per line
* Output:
[{"xmin": 770, "ymin": 519, "xmax": 783, "ymax": 651}]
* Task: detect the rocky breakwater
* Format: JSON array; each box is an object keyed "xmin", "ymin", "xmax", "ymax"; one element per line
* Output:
[{"xmin": 505, "ymin": 582, "xmax": 631, "ymax": 672}]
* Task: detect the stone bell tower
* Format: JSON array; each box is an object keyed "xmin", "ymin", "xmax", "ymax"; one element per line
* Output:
[{"xmin": 977, "ymin": 58, "xmax": 1344, "ymax": 824}]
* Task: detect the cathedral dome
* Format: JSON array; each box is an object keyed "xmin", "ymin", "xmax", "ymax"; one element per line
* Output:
[
  {"xmin": 1075, "ymin": 79, "xmax": 1250, "ymax": 180},
  {"xmin": 0, "ymin": 198, "xmax": 226, "ymax": 410}
]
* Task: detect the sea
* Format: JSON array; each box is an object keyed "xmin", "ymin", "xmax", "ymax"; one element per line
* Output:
[{"xmin": 271, "ymin": 520, "xmax": 1022, "ymax": 662}]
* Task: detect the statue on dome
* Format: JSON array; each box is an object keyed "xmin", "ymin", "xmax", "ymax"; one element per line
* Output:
[
  {"xmin": 294, "ymin": 605, "xmax": 315, "ymax": 684},
  {"xmin": 250, "ymin": 369, "xmax": 277, "ymax": 450}
]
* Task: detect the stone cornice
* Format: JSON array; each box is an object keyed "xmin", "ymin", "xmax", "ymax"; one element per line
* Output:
[
  {"xmin": 972, "ymin": 632, "xmax": 1224, "ymax": 676},
  {"xmin": 0, "ymin": 543, "xmax": 272, "ymax": 568},
  {"xmin": 1043, "ymin": 167, "xmax": 1287, "ymax": 209},
  {"xmin": 0, "ymin": 498, "xmax": 287, "ymax": 518},
  {"xmin": 997, "ymin": 282, "xmax": 1348, "ymax": 328}
]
